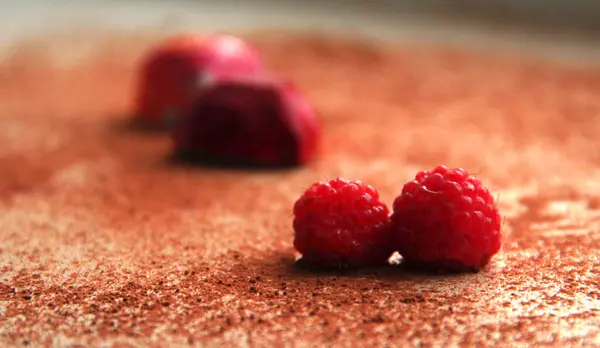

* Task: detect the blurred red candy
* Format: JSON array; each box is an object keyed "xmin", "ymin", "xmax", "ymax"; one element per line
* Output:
[
  {"xmin": 172, "ymin": 75, "xmax": 320, "ymax": 167},
  {"xmin": 133, "ymin": 33, "xmax": 263, "ymax": 128}
]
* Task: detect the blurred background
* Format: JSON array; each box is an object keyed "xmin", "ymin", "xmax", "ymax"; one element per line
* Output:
[{"xmin": 1, "ymin": 0, "xmax": 600, "ymax": 63}]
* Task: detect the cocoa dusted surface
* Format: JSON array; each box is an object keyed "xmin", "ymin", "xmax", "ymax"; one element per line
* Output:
[{"xmin": 1, "ymin": 32, "xmax": 600, "ymax": 347}]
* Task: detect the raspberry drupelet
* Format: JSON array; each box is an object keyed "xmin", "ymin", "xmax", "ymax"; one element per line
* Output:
[
  {"xmin": 390, "ymin": 165, "xmax": 502, "ymax": 272},
  {"xmin": 293, "ymin": 178, "xmax": 393, "ymax": 269}
]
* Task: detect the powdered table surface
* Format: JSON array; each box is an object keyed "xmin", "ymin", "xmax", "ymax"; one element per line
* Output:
[{"xmin": 1, "ymin": 33, "xmax": 600, "ymax": 347}]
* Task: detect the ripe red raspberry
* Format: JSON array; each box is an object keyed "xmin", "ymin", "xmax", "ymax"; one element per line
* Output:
[
  {"xmin": 172, "ymin": 75, "xmax": 320, "ymax": 167},
  {"xmin": 134, "ymin": 33, "xmax": 263, "ymax": 128},
  {"xmin": 293, "ymin": 178, "xmax": 393, "ymax": 268},
  {"xmin": 390, "ymin": 165, "xmax": 502, "ymax": 272}
]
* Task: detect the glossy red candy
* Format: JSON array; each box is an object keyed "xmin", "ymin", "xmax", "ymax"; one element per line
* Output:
[
  {"xmin": 172, "ymin": 76, "xmax": 320, "ymax": 167},
  {"xmin": 133, "ymin": 34, "xmax": 263, "ymax": 128}
]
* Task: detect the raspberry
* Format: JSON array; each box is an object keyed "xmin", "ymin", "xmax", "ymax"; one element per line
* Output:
[
  {"xmin": 389, "ymin": 165, "xmax": 502, "ymax": 272},
  {"xmin": 172, "ymin": 75, "xmax": 320, "ymax": 167},
  {"xmin": 134, "ymin": 33, "xmax": 263, "ymax": 128},
  {"xmin": 293, "ymin": 178, "xmax": 393, "ymax": 268}
]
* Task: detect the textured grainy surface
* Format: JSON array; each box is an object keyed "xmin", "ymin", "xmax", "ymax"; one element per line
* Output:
[{"xmin": 1, "ymin": 32, "xmax": 600, "ymax": 347}]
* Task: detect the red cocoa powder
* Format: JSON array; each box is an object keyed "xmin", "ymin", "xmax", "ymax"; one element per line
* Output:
[{"xmin": 0, "ymin": 32, "xmax": 600, "ymax": 347}]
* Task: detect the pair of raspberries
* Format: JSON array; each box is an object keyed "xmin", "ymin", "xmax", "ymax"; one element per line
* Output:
[
  {"xmin": 135, "ymin": 34, "xmax": 502, "ymax": 272},
  {"xmin": 293, "ymin": 166, "xmax": 503, "ymax": 272},
  {"xmin": 134, "ymin": 33, "xmax": 318, "ymax": 167}
]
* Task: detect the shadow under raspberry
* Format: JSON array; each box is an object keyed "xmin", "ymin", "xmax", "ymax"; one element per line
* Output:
[
  {"xmin": 108, "ymin": 115, "xmax": 173, "ymax": 135},
  {"xmin": 398, "ymin": 259, "xmax": 482, "ymax": 274},
  {"xmin": 168, "ymin": 150, "xmax": 302, "ymax": 172},
  {"xmin": 293, "ymin": 255, "xmax": 482, "ymax": 277}
]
